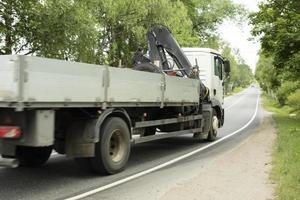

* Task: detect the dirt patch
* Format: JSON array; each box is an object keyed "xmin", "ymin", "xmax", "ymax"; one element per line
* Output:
[{"xmin": 161, "ymin": 111, "xmax": 276, "ymax": 200}]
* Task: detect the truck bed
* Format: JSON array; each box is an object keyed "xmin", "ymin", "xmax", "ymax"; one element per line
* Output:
[{"xmin": 0, "ymin": 55, "xmax": 200, "ymax": 110}]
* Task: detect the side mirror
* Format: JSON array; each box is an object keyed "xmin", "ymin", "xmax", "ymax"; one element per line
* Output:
[{"xmin": 224, "ymin": 60, "xmax": 231, "ymax": 74}]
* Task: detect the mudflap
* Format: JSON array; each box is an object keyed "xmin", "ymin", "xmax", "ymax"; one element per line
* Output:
[{"xmin": 202, "ymin": 104, "xmax": 213, "ymax": 135}]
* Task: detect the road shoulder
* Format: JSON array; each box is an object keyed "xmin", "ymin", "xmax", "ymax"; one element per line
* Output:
[{"xmin": 161, "ymin": 110, "xmax": 276, "ymax": 200}]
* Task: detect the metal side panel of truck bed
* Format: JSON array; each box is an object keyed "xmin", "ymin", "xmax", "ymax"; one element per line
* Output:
[
  {"xmin": 0, "ymin": 55, "xmax": 200, "ymax": 110},
  {"xmin": 0, "ymin": 56, "xmax": 18, "ymax": 103}
]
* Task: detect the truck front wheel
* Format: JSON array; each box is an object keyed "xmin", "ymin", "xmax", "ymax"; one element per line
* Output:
[
  {"xmin": 206, "ymin": 110, "xmax": 219, "ymax": 141},
  {"xmin": 91, "ymin": 117, "xmax": 131, "ymax": 175},
  {"xmin": 16, "ymin": 146, "xmax": 52, "ymax": 167}
]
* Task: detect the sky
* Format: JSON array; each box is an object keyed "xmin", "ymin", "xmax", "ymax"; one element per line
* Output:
[{"xmin": 218, "ymin": 0, "xmax": 261, "ymax": 72}]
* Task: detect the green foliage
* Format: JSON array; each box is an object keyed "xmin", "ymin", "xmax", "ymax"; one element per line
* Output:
[
  {"xmin": 96, "ymin": 0, "xmax": 198, "ymax": 67},
  {"xmin": 255, "ymin": 52, "xmax": 279, "ymax": 92},
  {"xmin": 251, "ymin": 0, "xmax": 300, "ymax": 79},
  {"xmin": 221, "ymin": 43, "xmax": 253, "ymax": 93},
  {"xmin": 252, "ymin": 0, "xmax": 300, "ymax": 106},
  {"xmin": 287, "ymin": 90, "xmax": 300, "ymax": 113},
  {"xmin": 276, "ymin": 81, "xmax": 300, "ymax": 106},
  {"xmin": 181, "ymin": 0, "xmax": 246, "ymax": 47},
  {"xmin": 222, "ymin": 44, "xmax": 238, "ymax": 90},
  {"xmin": 0, "ymin": 0, "xmax": 40, "ymax": 54},
  {"xmin": 0, "ymin": 0, "xmax": 99, "ymax": 63},
  {"xmin": 236, "ymin": 64, "xmax": 253, "ymax": 87},
  {"xmin": 34, "ymin": 0, "xmax": 98, "ymax": 63}
]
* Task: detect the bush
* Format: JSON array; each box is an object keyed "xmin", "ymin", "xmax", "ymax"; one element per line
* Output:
[
  {"xmin": 276, "ymin": 81, "xmax": 300, "ymax": 106},
  {"xmin": 287, "ymin": 90, "xmax": 300, "ymax": 113}
]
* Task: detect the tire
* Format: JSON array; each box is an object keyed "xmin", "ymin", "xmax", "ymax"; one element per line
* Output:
[
  {"xmin": 91, "ymin": 117, "xmax": 131, "ymax": 175},
  {"xmin": 206, "ymin": 110, "xmax": 219, "ymax": 141},
  {"xmin": 16, "ymin": 146, "xmax": 52, "ymax": 167},
  {"xmin": 133, "ymin": 63, "xmax": 160, "ymax": 73}
]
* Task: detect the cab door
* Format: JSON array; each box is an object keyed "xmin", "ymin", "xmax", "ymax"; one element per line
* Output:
[{"xmin": 212, "ymin": 56, "xmax": 224, "ymax": 106}]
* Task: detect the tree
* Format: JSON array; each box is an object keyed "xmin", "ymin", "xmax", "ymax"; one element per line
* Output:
[
  {"xmin": 29, "ymin": 0, "xmax": 99, "ymax": 63},
  {"xmin": 222, "ymin": 44, "xmax": 238, "ymax": 90},
  {"xmin": 180, "ymin": 0, "xmax": 246, "ymax": 48},
  {"xmin": 94, "ymin": 0, "xmax": 198, "ymax": 67},
  {"xmin": 236, "ymin": 64, "xmax": 253, "ymax": 87},
  {"xmin": 255, "ymin": 52, "xmax": 277, "ymax": 93},
  {"xmin": 222, "ymin": 43, "xmax": 253, "ymax": 93},
  {"xmin": 0, "ymin": 0, "xmax": 40, "ymax": 54},
  {"xmin": 251, "ymin": 0, "xmax": 300, "ymax": 82},
  {"xmin": 0, "ymin": 0, "xmax": 99, "ymax": 63},
  {"xmin": 251, "ymin": 0, "xmax": 300, "ymax": 105}
]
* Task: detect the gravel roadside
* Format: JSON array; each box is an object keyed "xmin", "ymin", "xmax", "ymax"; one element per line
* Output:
[{"xmin": 161, "ymin": 111, "xmax": 276, "ymax": 200}]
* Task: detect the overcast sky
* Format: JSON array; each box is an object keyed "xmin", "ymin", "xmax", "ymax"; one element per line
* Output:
[{"xmin": 218, "ymin": 0, "xmax": 261, "ymax": 72}]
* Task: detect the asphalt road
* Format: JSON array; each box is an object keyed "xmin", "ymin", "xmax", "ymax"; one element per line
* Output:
[{"xmin": 0, "ymin": 86, "xmax": 261, "ymax": 200}]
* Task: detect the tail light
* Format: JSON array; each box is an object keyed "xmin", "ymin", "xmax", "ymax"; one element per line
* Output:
[{"xmin": 0, "ymin": 126, "xmax": 22, "ymax": 139}]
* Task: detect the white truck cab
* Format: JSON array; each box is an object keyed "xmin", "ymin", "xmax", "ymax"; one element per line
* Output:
[{"xmin": 183, "ymin": 48, "xmax": 225, "ymax": 108}]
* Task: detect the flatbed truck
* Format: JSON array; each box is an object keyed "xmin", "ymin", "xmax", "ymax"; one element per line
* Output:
[{"xmin": 0, "ymin": 26, "xmax": 230, "ymax": 174}]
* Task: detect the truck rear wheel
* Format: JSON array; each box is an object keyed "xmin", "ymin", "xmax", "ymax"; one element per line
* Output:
[
  {"xmin": 16, "ymin": 146, "xmax": 52, "ymax": 167},
  {"xmin": 206, "ymin": 110, "xmax": 218, "ymax": 141},
  {"xmin": 91, "ymin": 117, "xmax": 131, "ymax": 175}
]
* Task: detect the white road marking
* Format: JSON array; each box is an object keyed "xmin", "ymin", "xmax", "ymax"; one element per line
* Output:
[{"xmin": 65, "ymin": 93, "xmax": 260, "ymax": 200}]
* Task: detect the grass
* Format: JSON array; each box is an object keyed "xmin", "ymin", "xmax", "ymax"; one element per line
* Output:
[
  {"xmin": 262, "ymin": 94, "xmax": 300, "ymax": 200},
  {"xmin": 225, "ymin": 86, "xmax": 247, "ymax": 97}
]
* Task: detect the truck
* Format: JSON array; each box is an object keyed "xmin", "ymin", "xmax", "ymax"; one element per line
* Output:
[{"xmin": 0, "ymin": 26, "xmax": 230, "ymax": 174}]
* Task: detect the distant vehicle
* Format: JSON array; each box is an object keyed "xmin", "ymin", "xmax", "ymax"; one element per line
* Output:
[{"xmin": 0, "ymin": 26, "xmax": 230, "ymax": 174}]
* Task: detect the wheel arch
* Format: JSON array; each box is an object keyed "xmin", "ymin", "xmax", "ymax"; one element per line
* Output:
[
  {"xmin": 211, "ymin": 99, "xmax": 224, "ymax": 127},
  {"xmin": 96, "ymin": 108, "xmax": 132, "ymax": 140}
]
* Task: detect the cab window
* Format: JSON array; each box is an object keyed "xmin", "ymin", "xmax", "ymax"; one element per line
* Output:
[{"xmin": 214, "ymin": 57, "xmax": 223, "ymax": 80}]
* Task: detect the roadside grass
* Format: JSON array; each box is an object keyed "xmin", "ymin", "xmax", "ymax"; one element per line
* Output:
[
  {"xmin": 225, "ymin": 86, "xmax": 246, "ymax": 97},
  {"xmin": 262, "ymin": 94, "xmax": 300, "ymax": 200}
]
